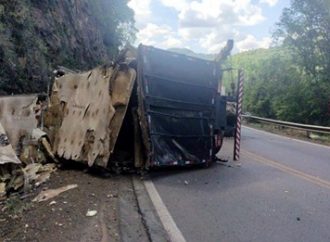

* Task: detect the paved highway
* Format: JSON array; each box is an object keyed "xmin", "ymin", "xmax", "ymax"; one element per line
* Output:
[{"xmin": 149, "ymin": 127, "xmax": 330, "ymax": 242}]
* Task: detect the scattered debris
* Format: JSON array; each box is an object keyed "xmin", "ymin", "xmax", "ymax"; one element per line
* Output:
[
  {"xmin": 33, "ymin": 184, "xmax": 78, "ymax": 202},
  {"xmin": 49, "ymin": 200, "xmax": 57, "ymax": 206},
  {"xmin": 0, "ymin": 95, "xmax": 39, "ymax": 150},
  {"xmin": 31, "ymin": 128, "xmax": 47, "ymax": 141},
  {"xmin": 216, "ymin": 160, "xmax": 233, "ymax": 167},
  {"xmin": 0, "ymin": 115, "xmax": 57, "ymax": 200},
  {"xmin": 86, "ymin": 210, "xmax": 98, "ymax": 217},
  {"xmin": 35, "ymin": 164, "xmax": 57, "ymax": 187},
  {"xmin": 216, "ymin": 158, "xmax": 228, "ymax": 163},
  {"xmin": 31, "ymin": 128, "xmax": 58, "ymax": 163},
  {"xmin": 55, "ymin": 222, "xmax": 64, "ymax": 226},
  {"xmin": 0, "ymin": 182, "xmax": 6, "ymax": 200},
  {"xmin": 40, "ymin": 137, "xmax": 58, "ymax": 163},
  {"xmin": 22, "ymin": 163, "xmax": 57, "ymax": 191},
  {"xmin": 0, "ymin": 122, "xmax": 21, "ymax": 165}
]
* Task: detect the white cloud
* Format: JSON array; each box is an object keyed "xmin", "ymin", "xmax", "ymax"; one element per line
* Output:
[
  {"xmin": 128, "ymin": 0, "xmax": 152, "ymax": 28},
  {"xmin": 159, "ymin": 0, "xmax": 188, "ymax": 12},
  {"xmin": 236, "ymin": 35, "xmax": 272, "ymax": 52},
  {"xmin": 137, "ymin": 23, "xmax": 171, "ymax": 45},
  {"xmin": 129, "ymin": 0, "xmax": 274, "ymax": 53},
  {"xmin": 199, "ymin": 26, "xmax": 240, "ymax": 53},
  {"xmin": 178, "ymin": 28, "xmax": 210, "ymax": 40},
  {"xmin": 161, "ymin": 37, "xmax": 183, "ymax": 48},
  {"xmin": 128, "ymin": 0, "xmax": 151, "ymax": 17},
  {"xmin": 260, "ymin": 0, "xmax": 279, "ymax": 7},
  {"xmin": 158, "ymin": 0, "xmax": 266, "ymax": 53},
  {"xmin": 164, "ymin": 0, "xmax": 266, "ymax": 27},
  {"xmin": 237, "ymin": 4, "xmax": 265, "ymax": 26},
  {"xmin": 136, "ymin": 23, "xmax": 184, "ymax": 49}
]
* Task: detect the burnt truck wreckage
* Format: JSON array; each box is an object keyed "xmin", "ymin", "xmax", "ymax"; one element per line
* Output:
[
  {"xmin": 0, "ymin": 43, "xmax": 239, "ymax": 177},
  {"xmin": 137, "ymin": 46, "xmax": 226, "ymax": 167}
]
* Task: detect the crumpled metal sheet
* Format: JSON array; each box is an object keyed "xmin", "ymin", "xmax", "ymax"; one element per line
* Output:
[
  {"xmin": 0, "ymin": 122, "xmax": 21, "ymax": 165},
  {"xmin": 46, "ymin": 65, "xmax": 136, "ymax": 167},
  {"xmin": 0, "ymin": 95, "xmax": 39, "ymax": 150}
]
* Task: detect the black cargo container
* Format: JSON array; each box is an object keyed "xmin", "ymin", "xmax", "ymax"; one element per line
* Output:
[{"xmin": 136, "ymin": 45, "xmax": 226, "ymax": 167}]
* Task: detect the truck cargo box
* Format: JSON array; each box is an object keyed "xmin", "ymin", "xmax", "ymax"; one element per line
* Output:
[{"xmin": 137, "ymin": 45, "xmax": 223, "ymax": 167}]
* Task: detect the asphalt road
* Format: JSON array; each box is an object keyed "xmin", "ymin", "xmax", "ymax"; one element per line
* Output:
[{"xmin": 150, "ymin": 127, "xmax": 330, "ymax": 242}]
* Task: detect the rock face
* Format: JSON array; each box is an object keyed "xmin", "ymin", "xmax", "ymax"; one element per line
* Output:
[{"xmin": 0, "ymin": 0, "xmax": 134, "ymax": 95}]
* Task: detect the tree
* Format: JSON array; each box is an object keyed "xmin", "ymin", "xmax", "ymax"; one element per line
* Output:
[
  {"xmin": 273, "ymin": 0, "xmax": 330, "ymax": 125},
  {"xmin": 274, "ymin": 0, "xmax": 330, "ymax": 79}
]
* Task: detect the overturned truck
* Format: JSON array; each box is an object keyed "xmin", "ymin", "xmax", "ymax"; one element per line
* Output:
[{"xmin": 1, "ymin": 45, "xmax": 230, "ymax": 171}]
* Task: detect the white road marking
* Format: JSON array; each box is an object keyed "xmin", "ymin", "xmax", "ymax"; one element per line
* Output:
[
  {"xmin": 144, "ymin": 180, "xmax": 186, "ymax": 242},
  {"xmin": 243, "ymin": 126, "xmax": 330, "ymax": 150}
]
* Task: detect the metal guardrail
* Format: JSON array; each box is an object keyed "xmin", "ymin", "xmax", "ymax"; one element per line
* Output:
[{"xmin": 242, "ymin": 115, "xmax": 330, "ymax": 134}]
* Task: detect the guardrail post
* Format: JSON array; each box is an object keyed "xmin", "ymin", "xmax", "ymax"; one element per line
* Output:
[{"xmin": 233, "ymin": 69, "xmax": 244, "ymax": 161}]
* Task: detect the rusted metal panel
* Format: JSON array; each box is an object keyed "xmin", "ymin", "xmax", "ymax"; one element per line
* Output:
[{"xmin": 45, "ymin": 65, "xmax": 136, "ymax": 167}]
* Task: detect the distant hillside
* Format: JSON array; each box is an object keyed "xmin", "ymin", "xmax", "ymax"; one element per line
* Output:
[
  {"xmin": 221, "ymin": 47, "xmax": 284, "ymax": 94},
  {"xmin": 223, "ymin": 47, "xmax": 330, "ymax": 126}
]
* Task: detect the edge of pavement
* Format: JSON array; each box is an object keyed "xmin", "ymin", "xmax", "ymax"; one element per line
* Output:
[{"xmin": 132, "ymin": 176, "xmax": 171, "ymax": 242}]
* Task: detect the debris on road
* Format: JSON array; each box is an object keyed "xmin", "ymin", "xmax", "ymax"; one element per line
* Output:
[
  {"xmin": 0, "ymin": 122, "xmax": 21, "ymax": 165},
  {"xmin": 0, "ymin": 161, "xmax": 57, "ymax": 200},
  {"xmin": 86, "ymin": 209, "xmax": 98, "ymax": 217},
  {"xmin": 32, "ymin": 184, "xmax": 78, "ymax": 202},
  {"xmin": 49, "ymin": 200, "xmax": 57, "ymax": 206},
  {"xmin": 0, "ymin": 95, "xmax": 59, "ymax": 200},
  {"xmin": 0, "ymin": 169, "xmax": 126, "ymax": 242},
  {"xmin": 216, "ymin": 158, "xmax": 229, "ymax": 163},
  {"xmin": 0, "ymin": 95, "xmax": 39, "ymax": 150},
  {"xmin": 0, "ymin": 182, "xmax": 6, "ymax": 200}
]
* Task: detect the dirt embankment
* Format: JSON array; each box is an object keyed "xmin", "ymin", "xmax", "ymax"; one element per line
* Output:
[{"xmin": 0, "ymin": 166, "xmax": 149, "ymax": 242}]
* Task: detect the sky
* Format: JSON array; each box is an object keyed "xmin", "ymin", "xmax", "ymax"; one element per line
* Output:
[{"xmin": 128, "ymin": 0, "xmax": 291, "ymax": 54}]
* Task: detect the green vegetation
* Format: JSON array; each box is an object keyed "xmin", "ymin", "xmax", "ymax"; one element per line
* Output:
[
  {"xmin": 226, "ymin": 0, "xmax": 330, "ymax": 126},
  {"xmin": 0, "ymin": 0, "xmax": 135, "ymax": 94}
]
